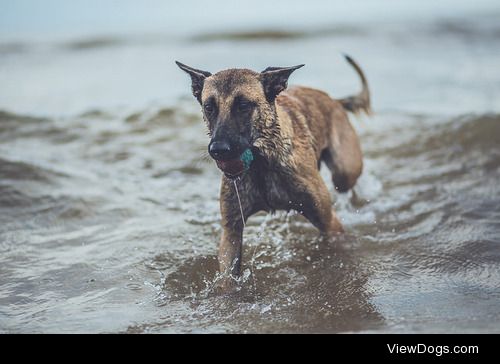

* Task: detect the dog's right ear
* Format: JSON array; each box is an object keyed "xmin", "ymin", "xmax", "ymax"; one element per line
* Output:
[{"xmin": 176, "ymin": 61, "xmax": 212, "ymax": 104}]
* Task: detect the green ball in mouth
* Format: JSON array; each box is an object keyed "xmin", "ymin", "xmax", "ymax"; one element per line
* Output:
[{"xmin": 240, "ymin": 148, "xmax": 254, "ymax": 171}]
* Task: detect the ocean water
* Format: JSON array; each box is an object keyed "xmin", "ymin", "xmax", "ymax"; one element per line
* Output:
[{"xmin": 1, "ymin": 0, "xmax": 500, "ymax": 333}]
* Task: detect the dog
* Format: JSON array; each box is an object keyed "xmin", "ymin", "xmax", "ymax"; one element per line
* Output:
[{"xmin": 176, "ymin": 55, "xmax": 371, "ymax": 289}]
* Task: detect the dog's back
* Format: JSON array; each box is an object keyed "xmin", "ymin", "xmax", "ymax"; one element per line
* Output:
[{"xmin": 275, "ymin": 56, "xmax": 371, "ymax": 192}]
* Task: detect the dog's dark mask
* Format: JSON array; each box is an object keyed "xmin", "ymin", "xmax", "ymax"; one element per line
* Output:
[{"xmin": 176, "ymin": 61, "xmax": 303, "ymax": 177}]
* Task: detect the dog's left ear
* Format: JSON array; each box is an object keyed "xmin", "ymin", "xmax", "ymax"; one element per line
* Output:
[
  {"xmin": 261, "ymin": 64, "xmax": 304, "ymax": 102},
  {"xmin": 176, "ymin": 61, "xmax": 212, "ymax": 104}
]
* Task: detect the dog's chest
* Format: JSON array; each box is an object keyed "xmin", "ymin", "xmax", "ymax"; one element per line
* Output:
[{"xmin": 251, "ymin": 169, "xmax": 294, "ymax": 211}]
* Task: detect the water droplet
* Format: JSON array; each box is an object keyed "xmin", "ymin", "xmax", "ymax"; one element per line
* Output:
[
  {"xmin": 242, "ymin": 268, "xmax": 251, "ymax": 281},
  {"xmin": 261, "ymin": 305, "xmax": 272, "ymax": 314}
]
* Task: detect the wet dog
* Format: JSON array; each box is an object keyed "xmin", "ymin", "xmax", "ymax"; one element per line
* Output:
[{"xmin": 176, "ymin": 55, "xmax": 371, "ymax": 289}]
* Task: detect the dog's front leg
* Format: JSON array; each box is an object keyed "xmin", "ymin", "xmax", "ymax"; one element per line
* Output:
[
  {"xmin": 217, "ymin": 178, "xmax": 248, "ymax": 291},
  {"xmin": 218, "ymin": 222, "xmax": 243, "ymax": 288}
]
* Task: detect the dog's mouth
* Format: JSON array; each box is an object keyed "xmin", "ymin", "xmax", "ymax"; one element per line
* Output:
[
  {"xmin": 214, "ymin": 148, "xmax": 254, "ymax": 179},
  {"xmin": 215, "ymin": 159, "xmax": 245, "ymax": 179}
]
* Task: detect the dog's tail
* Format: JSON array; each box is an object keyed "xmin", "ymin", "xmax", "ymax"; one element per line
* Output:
[{"xmin": 339, "ymin": 54, "xmax": 372, "ymax": 116}]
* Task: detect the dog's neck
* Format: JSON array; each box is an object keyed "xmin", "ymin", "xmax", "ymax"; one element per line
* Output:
[{"xmin": 252, "ymin": 101, "xmax": 295, "ymax": 169}]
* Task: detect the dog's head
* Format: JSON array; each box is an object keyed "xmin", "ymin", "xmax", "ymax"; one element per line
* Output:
[{"xmin": 176, "ymin": 61, "xmax": 303, "ymax": 178}]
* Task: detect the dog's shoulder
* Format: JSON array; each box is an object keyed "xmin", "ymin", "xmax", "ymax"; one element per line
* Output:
[{"xmin": 277, "ymin": 86, "xmax": 346, "ymax": 162}]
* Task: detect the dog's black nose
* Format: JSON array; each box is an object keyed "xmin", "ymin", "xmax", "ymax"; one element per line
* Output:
[{"xmin": 209, "ymin": 141, "xmax": 233, "ymax": 160}]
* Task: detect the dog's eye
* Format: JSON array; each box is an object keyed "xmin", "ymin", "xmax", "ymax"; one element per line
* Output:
[
  {"xmin": 203, "ymin": 102, "xmax": 215, "ymax": 115},
  {"xmin": 236, "ymin": 99, "xmax": 253, "ymax": 113}
]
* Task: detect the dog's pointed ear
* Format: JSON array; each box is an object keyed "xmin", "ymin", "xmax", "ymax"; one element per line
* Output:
[
  {"xmin": 260, "ymin": 64, "xmax": 304, "ymax": 102},
  {"xmin": 176, "ymin": 61, "xmax": 212, "ymax": 104}
]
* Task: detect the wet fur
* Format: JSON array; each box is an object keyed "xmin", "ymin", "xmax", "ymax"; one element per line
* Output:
[{"xmin": 176, "ymin": 56, "xmax": 371, "ymax": 289}]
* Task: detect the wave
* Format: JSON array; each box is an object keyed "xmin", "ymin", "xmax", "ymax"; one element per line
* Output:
[
  {"xmin": 63, "ymin": 37, "xmax": 126, "ymax": 51},
  {"xmin": 2, "ymin": 16, "xmax": 498, "ymax": 57},
  {"xmin": 190, "ymin": 26, "xmax": 366, "ymax": 42}
]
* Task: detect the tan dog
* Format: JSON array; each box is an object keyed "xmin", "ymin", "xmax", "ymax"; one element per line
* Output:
[{"xmin": 176, "ymin": 55, "xmax": 371, "ymax": 289}]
